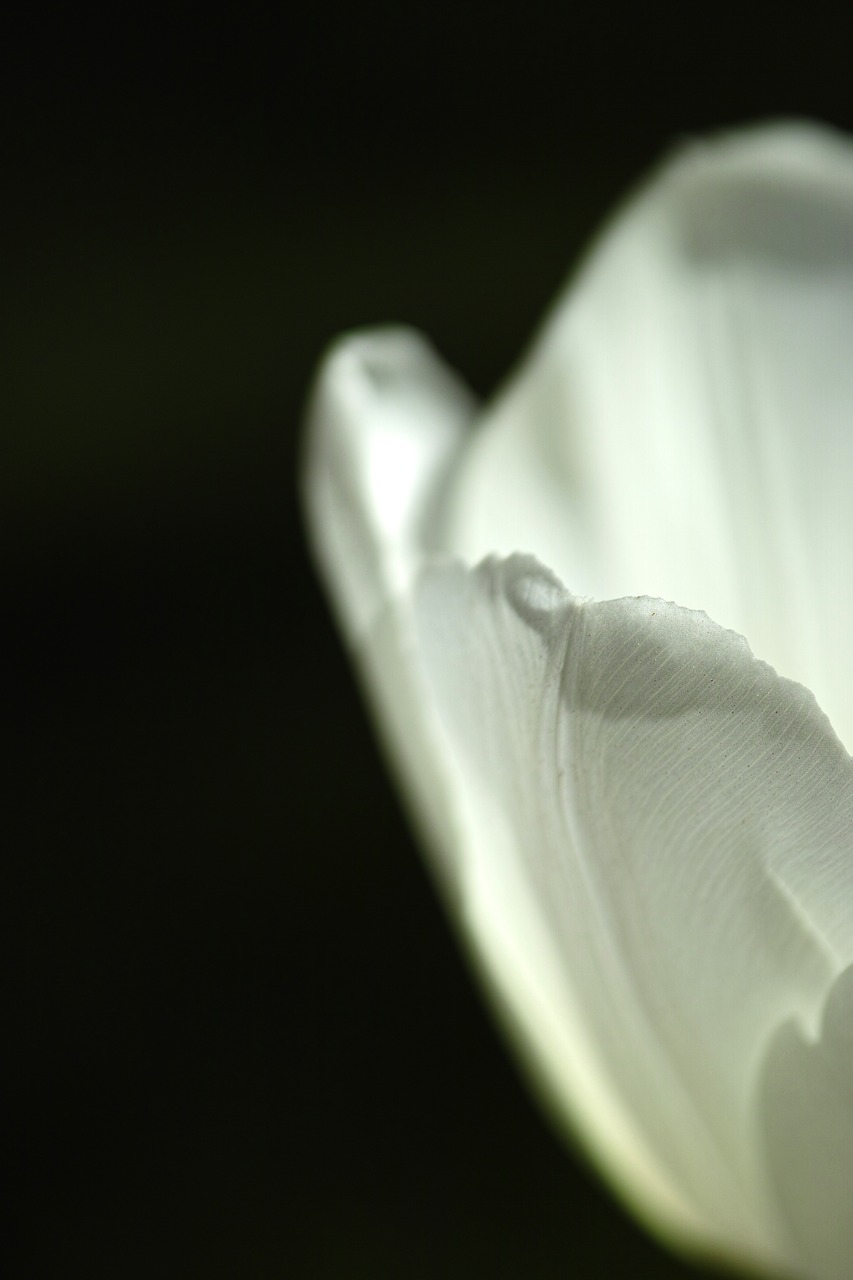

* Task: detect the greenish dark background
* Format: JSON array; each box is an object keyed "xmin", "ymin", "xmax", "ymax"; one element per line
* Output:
[{"xmin": 4, "ymin": 7, "xmax": 850, "ymax": 1277}]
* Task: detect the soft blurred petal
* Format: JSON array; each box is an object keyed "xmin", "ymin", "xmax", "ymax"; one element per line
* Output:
[
  {"xmin": 303, "ymin": 327, "xmax": 475, "ymax": 644},
  {"xmin": 443, "ymin": 121, "xmax": 853, "ymax": 749}
]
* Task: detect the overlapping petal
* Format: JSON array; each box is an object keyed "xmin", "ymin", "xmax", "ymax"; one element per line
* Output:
[{"xmin": 302, "ymin": 122, "xmax": 853, "ymax": 1278}]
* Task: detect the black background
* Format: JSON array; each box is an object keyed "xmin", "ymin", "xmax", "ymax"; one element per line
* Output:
[{"xmin": 5, "ymin": 6, "xmax": 851, "ymax": 1277}]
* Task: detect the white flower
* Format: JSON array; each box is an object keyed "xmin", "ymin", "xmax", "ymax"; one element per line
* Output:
[{"xmin": 302, "ymin": 122, "xmax": 853, "ymax": 1280}]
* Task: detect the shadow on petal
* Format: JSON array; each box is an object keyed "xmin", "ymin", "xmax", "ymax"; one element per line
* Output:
[{"xmin": 759, "ymin": 963, "xmax": 853, "ymax": 1280}]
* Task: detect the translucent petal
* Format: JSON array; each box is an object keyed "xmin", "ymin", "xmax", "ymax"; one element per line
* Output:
[
  {"xmin": 388, "ymin": 555, "xmax": 853, "ymax": 1272},
  {"xmin": 442, "ymin": 121, "xmax": 853, "ymax": 750}
]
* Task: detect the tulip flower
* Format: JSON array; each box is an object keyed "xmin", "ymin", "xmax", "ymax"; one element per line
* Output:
[{"xmin": 302, "ymin": 121, "xmax": 853, "ymax": 1279}]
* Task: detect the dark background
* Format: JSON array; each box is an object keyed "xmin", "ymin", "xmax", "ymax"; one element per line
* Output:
[{"xmin": 5, "ymin": 7, "xmax": 851, "ymax": 1277}]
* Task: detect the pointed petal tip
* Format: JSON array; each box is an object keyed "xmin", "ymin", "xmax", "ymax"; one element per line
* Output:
[
  {"xmin": 302, "ymin": 324, "xmax": 478, "ymax": 642},
  {"xmin": 311, "ymin": 324, "xmax": 434, "ymax": 395}
]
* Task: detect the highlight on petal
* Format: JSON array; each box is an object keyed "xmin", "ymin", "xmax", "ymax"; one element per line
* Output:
[{"xmin": 302, "ymin": 120, "xmax": 853, "ymax": 1279}]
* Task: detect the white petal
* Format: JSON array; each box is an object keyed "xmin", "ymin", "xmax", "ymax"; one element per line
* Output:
[
  {"xmin": 441, "ymin": 121, "xmax": 853, "ymax": 750},
  {"xmin": 302, "ymin": 123, "xmax": 853, "ymax": 1278},
  {"xmin": 370, "ymin": 555, "xmax": 853, "ymax": 1274}
]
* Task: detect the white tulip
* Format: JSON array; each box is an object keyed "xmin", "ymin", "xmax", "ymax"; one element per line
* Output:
[{"xmin": 302, "ymin": 121, "xmax": 853, "ymax": 1279}]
